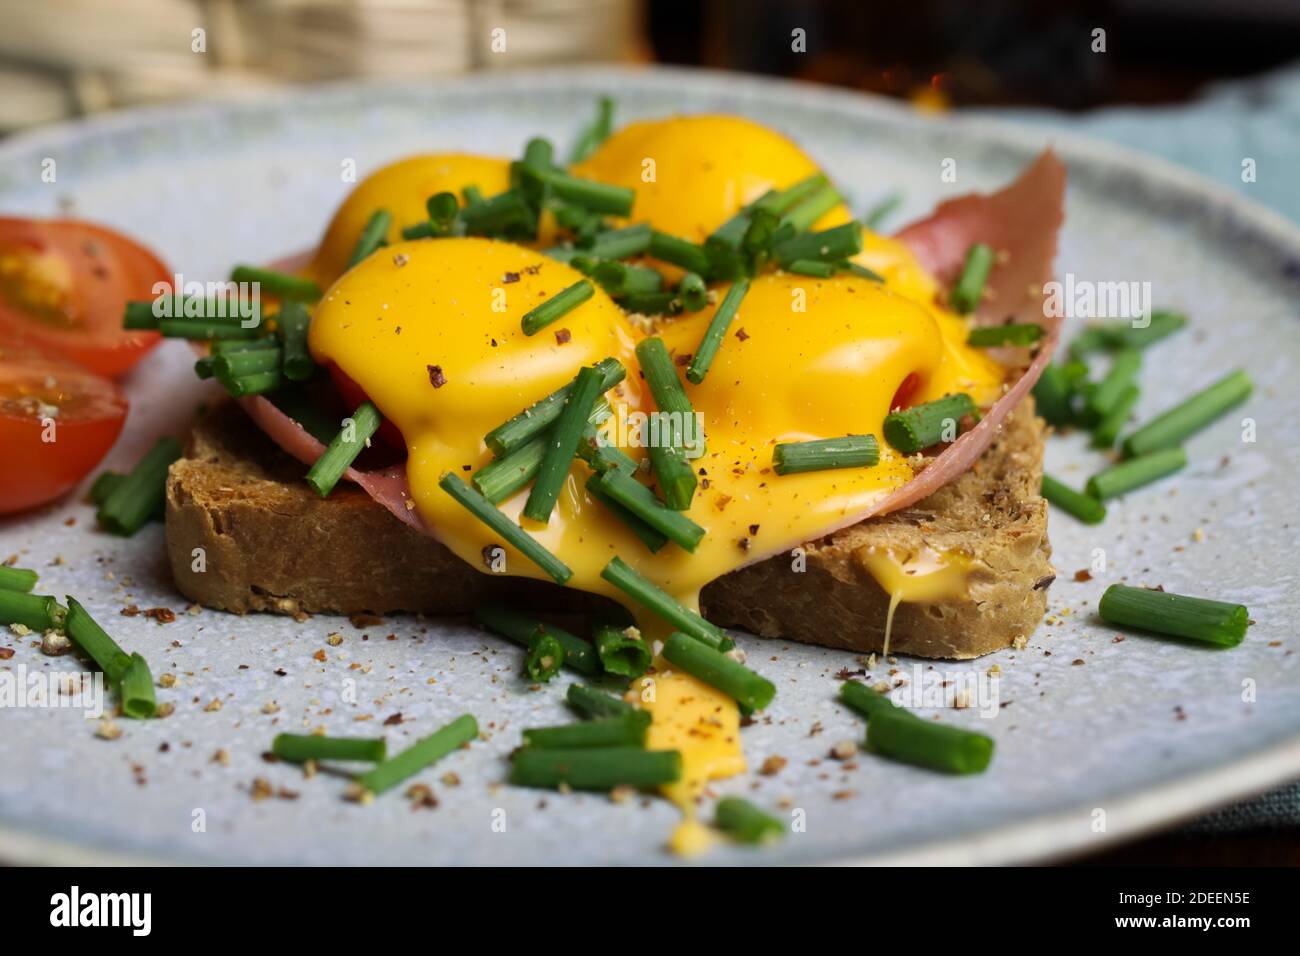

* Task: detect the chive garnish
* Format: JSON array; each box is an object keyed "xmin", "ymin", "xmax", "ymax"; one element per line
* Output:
[
  {"xmin": 425, "ymin": 191, "xmax": 460, "ymax": 235},
  {"xmin": 473, "ymin": 437, "xmax": 546, "ymax": 503},
  {"xmin": 662, "ymin": 632, "xmax": 776, "ymax": 713},
  {"xmin": 346, "ymin": 209, "xmax": 391, "ymax": 268},
  {"xmin": 119, "ymin": 654, "xmax": 157, "ymax": 720},
  {"xmin": 484, "ymin": 358, "xmax": 625, "ymax": 457},
  {"xmin": 160, "ymin": 318, "xmax": 265, "ymax": 340},
  {"xmin": 520, "ymin": 279, "xmax": 594, "ymax": 336},
  {"xmin": 566, "ymin": 683, "xmax": 634, "ymax": 719},
  {"xmin": 97, "ymin": 437, "xmax": 182, "ymax": 536},
  {"xmin": 784, "ymin": 258, "xmax": 837, "ymax": 278},
  {"xmin": 772, "ymin": 435, "xmax": 879, "ymax": 475},
  {"xmin": 863, "ymin": 191, "xmax": 904, "ymax": 230},
  {"xmin": 537, "ymin": 170, "xmax": 635, "ymax": 216},
  {"xmin": 583, "ymin": 223, "xmax": 652, "ymax": 260},
  {"xmin": 649, "ymin": 231, "xmax": 713, "ymax": 276},
  {"xmin": 568, "ymin": 95, "xmax": 615, "ymax": 164},
  {"xmin": 636, "ymin": 336, "xmax": 701, "ymax": 509},
  {"xmin": 949, "ymin": 242, "xmax": 994, "ymax": 314},
  {"xmin": 1085, "ymin": 447, "xmax": 1187, "ymax": 501},
  {"xmin": 441, "ymin": 475, "xmax": 572, "ymax": 584},
  {"xmin": 126, "ymin": 296, "xmax": 263, "ymax": 330},
  {"xmin": 523, "ymin": 365, "xmax": 607, "ymax": 523},
  {"xmin": 1121, "ymin": 369, "xmax": 1252, "ymax": 459},
  {"xmin": 525, "ymin": 630, "xmax": 565, "ymax": 682},
  {"xmin": 1083, "ymin": 348, "xmax": 1141, "ymax": 426},
  {"xmin": 584, "ymin": 475, "xmax": 669, "ymax": 553},
  {"xmin": 676, "ymin": 272, "xmax": 708, "ymax": 311},
  {"xmin": 686, "ymin": 277, "xmax": 749, "ymax": 385},
  {"xmin": 88, "ymin": 470, "xmax": 123, "ymax": 505},
  {"xmin": 277, "ymin": 302, "xmax": 314, "ymax": 381},
  {"xmin": 589, "ymin": 469, "xmax": 705, "ymax": 552},
  {"xmin": 1031, "ymin": 363, "xmax": 1077, "ymax": 427},
  {"xmin": 1071, "ymin": 310, "xmax": 1188, "ymax": 358},
  {"xmin": 0, "ymin": 566, "xmax": 38, "ymax": 593},
  {"xmin": 883, "ymin": 394, "xmax": 977, "ymax": 454},
  {"xmin": 1098, "ymin": 584, "xmax": 1248, "ymax": 648},
  {"xmin": 772, "ymin": 221, "xmax": 863, "ymax": 266},
  {"xmin": 230, "ymin": 265, "xmax": 321, "ymax": 302},
  {"xmin": 576, "ymin": 422, "xmax": 638, "ymax": 475},
  {"xmin": 510, "ymin": 747, "xmax": 681, "ymax": 791},
  {"xmin": 715, "ymin": 797, "xmax": 785, "ymax": 844},
  {"xmin": 600, "ymin": 557, "xmax": 733, "ymax": 651},
  {"xmin": 460, "ymin": 188, "xmax": 537, "ymax": 237},
  {"xmin": 593, "ymin": 261, "xmax": 662, "ymax": 297},
  {"xmin": 401, "ymin": 222, "xmax": 434, "ymax": 240},
  {"xmin": 212, "ymin": 345, "xmax": 281, "ymax": 380},
  {"xmin": 844, "ymin": 261, "xmax": 886, "ymax": 282},
  {"xmin": 353, "ymin": 714, "xmax": 478, "ymax": 797},
  {"xmin": 967, "ymin": 323, "xmax": 1043, "ymax": 348},
  {"xmin": 618, "ymin": 290, "xmax": 681, "ymax": 316},
  {"xmin": 593, "ymin": 624, "xmax": 652, "ymax": 678},
  {"xmin": 778, "ymin": 181, "xmax": 841, "ymax": 232},
  {"xmin": 523, "ymin": 711, "xmax": 651, "ymax": 749},
  {"xmin": 1091, "ymin": 383, "xmax": 1139, "ymax": 449},
  {"xmin": 218, "ymin": 369, "xmax": 282, "ymax": 397},
  {"xmin": 1041, "ymin": 474, "xmax": 1106, "ymax": 524},
  {"xmin": 0, "ymin": 590, "xmax": 64, "ymax": 632},
  {"xmin": 840, "ymin": 682, "xmax": 994, "ymax": 774},
  {"xmin": 272, "ymin": 734, "xmax": 387, "ymax": 764},
  {"xmin": 63, "ymin": 597, "xmax": 131, "ymax": 684},
  {"xmin": 472, "ymin": 604, "xmax": 597, "ymax": 674},
  {"xmin": 305, "ymin": 402, "xmax": 381, "ymax": 498}
]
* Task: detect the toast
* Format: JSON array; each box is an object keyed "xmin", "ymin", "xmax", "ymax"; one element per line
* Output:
[{"xmin": 165, "ymin": 400, "xmax": 1053, "ymax": 659}]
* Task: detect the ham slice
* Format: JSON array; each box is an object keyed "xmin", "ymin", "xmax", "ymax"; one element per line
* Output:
[{"xmin": 239, "ymin": 151, "xmax": 1066, "ymax": 540}]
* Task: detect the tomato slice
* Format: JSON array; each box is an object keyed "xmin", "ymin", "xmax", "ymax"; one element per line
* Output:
[
  {"xmin": 0, "ymin": 350, "xmax": 128, "ymax": 514},
  {"xmin": 0, "ymin": 217, "xmax": 170, "ymax": 379}
]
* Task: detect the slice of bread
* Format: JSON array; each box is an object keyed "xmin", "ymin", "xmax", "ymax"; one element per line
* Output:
[{"xmin": 165, "ymin": 400, "xmax": 1052, "ymax": 659}]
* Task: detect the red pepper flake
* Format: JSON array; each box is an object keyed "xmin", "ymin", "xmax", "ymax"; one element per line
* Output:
[
  {"xmin": 427, "ymin": 365, "xmax": 447, "ymax": 389},
  {"xmin": 554, "ymin": 328, "xmax": 571, "ymax": 345},
  {"xmin": 748, "ymin": 524, "xmax": 760, "ymax": 535},
  {"xmin": 143, "ymin": 607, "xmax": 176, "ymax": 624},
  {"xmin": 350, "ymin": 612, "xmax": 384, "ymax": 629},
  {"xmin": 502, "ymin": 271, "xmax": 520, "ymax": 284},
  {"xmin": 674, "ymin": 353, "xmax": 692, "ymax": 366},
  {"xmin": 735, "ymin": 327, "xmax": 749, "ymax": 341},
  {"xmin": 393, "ymin": 253, "xmax": 409, "ymax": 267},
  {"xmin": 120, "ymin": 604, "xmax": 141, "ymax": 617},
  {"xmin": 1074, "ymin": 569, "xmax": 1092, "ymax": 582},
  {"xmin": 384, "ymin": 712, "xmax": 404, "ymax": 725},
  {"xmin": 0, "ymin": 648, "xmax": 13, "ymax": 660}
]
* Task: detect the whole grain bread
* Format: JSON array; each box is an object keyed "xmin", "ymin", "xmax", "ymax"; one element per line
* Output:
[{"xmin": 165, "ymin": 400, "xmax": 1052, "ymax": 658}]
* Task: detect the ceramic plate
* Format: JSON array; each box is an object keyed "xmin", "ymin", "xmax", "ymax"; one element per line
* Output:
[{"xmin": 2, "ymin": 67, "xmax": 1298, "ymax": 866}]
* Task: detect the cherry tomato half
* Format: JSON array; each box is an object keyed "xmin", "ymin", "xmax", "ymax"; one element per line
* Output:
[
  {"xmin": 0, "ymin": 217, "xmax": 170, "ymax": 378},
  {"xmin": 0, "ymin": 349, "xmax": 128, "ymax": 514}
]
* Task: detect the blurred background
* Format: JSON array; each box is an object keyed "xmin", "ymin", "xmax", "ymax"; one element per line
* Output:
[{"xmin": 2, "ymin": 0, "xmax": 1300, "ymax": 134}]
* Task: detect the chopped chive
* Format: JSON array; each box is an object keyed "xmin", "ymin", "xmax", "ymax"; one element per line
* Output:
[
  {"xmin": 949, "ymin": 242, "xmax": 994, "ymax": 314},
  {"xmin": 160, "ymin": 318, "xmax": 264, "ymax": 340},
  {"xmin": 1031, "ymin": 364, "xmax": 1077, "ymax": 427},
  {"xmin": 346, "ymin": 209, "xmax": 391, "ymax": 268},
  {"xmin": 1041, "ymin": 474, "xmax": 1106, "ymax": 524},
  {"xmin": 0, "ymin": 590, "xmax": 64, "ymax": 632},
  {"xmin": 88, "ymin": 470, "xmax": 123, "ymax": 505},
  {"xmin": 1072, "ymin": 310, "xmax": 1188, "ymax": 358},
  {"xmin": 119, "ymin": 654, "xmax": 157, "ymax": 720},
  {"xmin": 662, "ymin": 632, "xmax": 775, "ymax": 713},
  {"xmin": 472, "ymin": 604, "xmax": 597, "ymax": 675},
  {"xmin": 576, "ymin": 421, "xmax": 638, "ymax": 475},
  {"xmin": 510, "ymin": 747, "xmax": 681, "ymax": 791},
  {"xmin": 757, "ymin": 174, "xmax": 830, "ymax": 217},
  {"xmin": 635, "ymin": 336, "xmax": 697, "ymax": 423},
  {"xmin": 122, "ymin": 300, "xmax": 159, "ymax": 329},
  {"xmin": 778, "ymin": 182, "xmax": 842, "ymax": 232},
  {"xmin": 484, "ymin": 358, "xmax": 626, "ymax": 456},
  {"xmin": 584, "ymin": 475, "xmax": 669, "ymax": 553},
  {"xmin": 525, "ymin": 630, "xmax": 565, "ymax": 682},
  {"xmin": 353, "ymin": 714, "xmax": 478, "ymax": 797},
  {"xmin": 566, "ymin": 683, "xmax": 634, "ymax": 719},
  {"xmin": 459, "ymin": 188, "xmax": 536, "ymax": 237},
  {"xmin": 230, "ymin": 266, "xmax": 321, "ymax": 302},
  {"xmin": 636, "ymin": 336, "xmax": 701, "ymax": 510},
  {"xmin": 212, "ymin": 346, "xmax": 280, "ymax": 379},
  {"xmin": 839, "ymin": 682, "xmax": 994, "ymax": 774},
  {"xmin": 1083, "ymin": 348, "xmax": 1141, "ymax": 425},
  {"xmin": 1121, "ymin": 369, "xmax": 1252, "ymax": 459},
  {"xmin": 784, "ymin": 258, "xmax": 837, "ymax": 278},
  {"xmin": 773, "ymin": 221, "xmax": 862, "ymax": 266},
  {"xmin": 473, "ymin": 437, "xmax": 546, "ymax": 503},
  {"xmin": 401, "ymin": 222, "xmax": 433, "ymax": 240},
  {"xmin": 600, "ymin": 557, "xmax": 733, "ymax": 651},
  {"xmin": 686, "ymin": 277, "xmax": 749, "ymax": 385},
  {"xmin": 593, "ymin": 624, "xmax": 651, "ymax": 678},
  {"xmin": 523, "ymin": 711, "xmax": 651, "ymax": 749},
  {"xmin": 619, "ymin": 291, "xmax": 681, "ymax": 316},
  {"xmin": 967, "ymin": 323, "xmax": 1043, "ymax": 348},
  {"xmin": 1098, "ymin": 584, "xmax": 1248, "ymax": 648},
  {"xmin": 520, "ymin": 279, "xmax": 594, "ymax": 336},
  {"xmin": 126, "ymin": 296, "xmax": 262, "ymax": 329},
  {"xmin": 276, "ymin": 302, "xmax": 314, "ymax": 382},
  {"xmin": 523, "ymin": 365, "xmax": 607, "ymax": 523},
  {"xmin": 1086, "ymin": 447, "xmax": 1187, "ymax": 501},
  {"xmin": 0, "ymin": 566, "xmax": 38, "ymax": 592},
  {"xmin": 649, "ymin": 231, "xmax": 712, "ymax": 276},
  {"xmin": 97, "ymin": 437, "xmax": 182, "ymax": 536},
  {"xmin": 272, "ymin": 734, "xmax": 387, "ymax": 764},
  {"xmin": 741, "ymin": 207, "xmax": 782, "ymax": 258},
  {"xmin": 715, "ymin": 797, "xmax": 785, "ymax": 844},
  {"xmin": 883, "ymin": 394, "xmax": 977, "ymax": 454},
  {"xmin": 63, "ymin": 597, "xmax": 131, "ymax": 684},
  {"xmin": 676, "ymin": 272, "xmax": 708, "ymax": 311},
  {"xmin": 462, "ymin": 184, "xmax": 485, "ymax": 208},
  {"xmin": 589, "ymin": 470, "xmax": 704, "ymax": 552},
  {"xmin": 843, "ymin": 261, "xmax": 886, "ymax": 282},
  {"xmin": 538, "ymin": 170, "xmax": 635, "ymax": 217},
  {"xmin": 441, "ymin": 475, "xmax": 572, "ymax": 584},
  {"xmin": 584, "ymin": 223, "xmax": 652, "ymax": 260},
  {"xmin": 568, "ymin": 95, "xmax": 615, "ymax": 163},
  {"xmin": 863, "ymin": 191, "xmax": 904, "ymax": 230},
  {"xmin": 219, "ymin": 369, "xmax": 282, "ymax": 397},
  {"xmin": 305, "ymin": 402, "xmax": 381, "ymax": 497},
  {"xmin": 773, "ymin": 435, "xmax": 878, "ymax": 475},
  {"xmin": 1091, "ymin": 383, "xmax": 1140, "ymax": 449},
  {"xmin": 426, "ymin": 191, "xmax": 460, "ymax": 233},
  {"xmin": 593, "ymin": 261, "xmax": 662, "ymax": 297}
]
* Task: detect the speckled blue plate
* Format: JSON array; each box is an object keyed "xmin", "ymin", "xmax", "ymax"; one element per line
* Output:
[{"xmin": 2, "ymin": 67, "xmax": 1299, "ymax": 866}]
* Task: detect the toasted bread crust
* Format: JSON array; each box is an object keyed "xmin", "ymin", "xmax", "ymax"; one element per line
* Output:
[{"xmin": 166, "ymin": 401, "xmax": 1051, "ymax": 658}]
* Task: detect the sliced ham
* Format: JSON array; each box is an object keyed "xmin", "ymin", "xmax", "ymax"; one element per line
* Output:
[{"xmin": 238, "ymin": 151, "xmax": 1066, "ymax": 545}]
